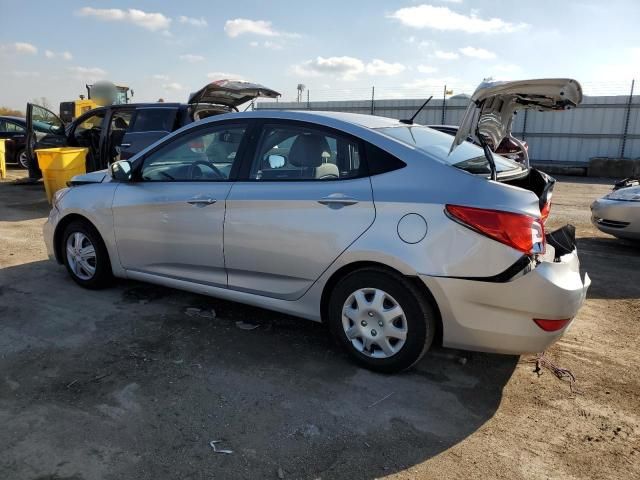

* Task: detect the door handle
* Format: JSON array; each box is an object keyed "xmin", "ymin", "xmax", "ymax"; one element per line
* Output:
[
  {"xmin": 187, "ymin": 198, "xmax": 217, "ymax": 206},
  {"xmin": 120, "ymin": 143, "xmax": 131, "ymax": 148},
  {"xmin": 317, "ymin": 194, "xmax": 359, "ymax": 206}
]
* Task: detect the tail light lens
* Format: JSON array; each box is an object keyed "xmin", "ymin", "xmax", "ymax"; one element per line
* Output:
[
  {"xmin": 540, "ymin": 200, "xmax": 552, "ymax": 222},
  {"xmin": 533, "ymin": 318, "xmax": 571, "ymax": 332},
  {"xmin": 446, "ymin": 205, "xmax": 545, "ymax": 254}
]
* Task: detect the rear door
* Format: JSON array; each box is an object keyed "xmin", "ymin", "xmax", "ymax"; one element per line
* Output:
[
  {"xmin": 25, "ymin": 103, "xmax": 67, "ymax": 162},
  {"xmin": 119, "ymin": 106, "xmax": 178, "ymax": 160},
  {"xmin": 224, "ymin": 120, "xmax": 375, "ymax": 300}
]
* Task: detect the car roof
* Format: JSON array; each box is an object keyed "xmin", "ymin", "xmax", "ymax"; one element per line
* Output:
[
  {"xmin": 0, "ymin": 116, "xmax": 26, "ymax": 123},
  {"xmin": 198, "ymin": 109, "xmax": 405, "ymax": 130}
]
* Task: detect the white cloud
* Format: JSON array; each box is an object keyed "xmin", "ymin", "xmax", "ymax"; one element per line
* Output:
[
  {"xmin": 389, "ymin": 4, "xmax": 527, "ymax": 34},
  {"xmin": 44, "ymin": 49, "xmax": 73, "ymax": 60},
  {"xmin": 293, "ymin": 56, "xmax": 365, "ymax": 81},
  {"xmin": 152, "ymin": 74, "xmax": 170, "ymax": 80},
  {"xmin": 434, "ymin": 50, "xmax": 459, "ymax": 60},
  {"xmin": 67, "ymin": 66, "xmax": 107, "ymax": 80},
  {"xmin": 263, "ymin": 41, "xmax": 283, "ymax": 50},
  {"xmin": 459, "ymin": 46, "xmax": 496, "ymax": 59},
  {"xmin": 178, "ymin": 16, "xmax": 207, "ymax": 27},
  {"xmin": 207, "ymin": 72, "xmax": 245, "ymax": 81},
  {"xmin": 365, "ymin": 59, "xmax": 406, "ymax": 76},
  {"xmin": 224, "ymin": 18, "xmax": 298, "ymax": 38},
  {"xmin": 0, "ymin": 42, "xmax": 37, "ymax": 55},
  {"xmin": 163, "ymin": 82, "xmax": 184, "ymax": 91},
  {"xmin": 179, "ymin": 54, "xmax": 205, "ymax": 63},
  {"xmin": 417, "ymin": 64, "xmax": 438, "ymax": 74},
  {"xmin": 77, "ymin": 7, "xmax": 171, "ymax": 32},
  {"xmin": 249, "ymin": 41, "xmax": 259, "ymax": 47}
]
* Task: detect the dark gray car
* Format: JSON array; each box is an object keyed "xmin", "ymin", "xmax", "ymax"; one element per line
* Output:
[{"xmin": 25, "ymin": 80, "xmax": 280, "ymax": 177}]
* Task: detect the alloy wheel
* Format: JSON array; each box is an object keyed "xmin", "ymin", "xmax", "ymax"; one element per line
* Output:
[{"xmin": 66, "ymin": 232, "xmax": 97, "ymax": 280}]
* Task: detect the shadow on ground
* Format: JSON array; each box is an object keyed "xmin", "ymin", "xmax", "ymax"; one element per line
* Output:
[
  {"xmin": 577, "ymin": 236, "xmax": 640, "ymax": 300},
  {"xmin": 0, "ymin": 259, "xmax": 517, "ymax": 480},
  {"xmin": 0, "ymin": 167, "xmax": 49, "ymax": 222}
]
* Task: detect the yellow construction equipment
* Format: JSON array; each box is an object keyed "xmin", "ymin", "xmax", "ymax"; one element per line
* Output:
[{"xmin": 59, "ymin": 81, "xmax": 133, "ymax": 123}]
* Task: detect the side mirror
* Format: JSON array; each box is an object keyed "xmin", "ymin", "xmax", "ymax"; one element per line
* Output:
[
  {"xmin": 268, "ymin": 154, "xmax": 285, "ymax": 169},
  {"xmin": 110, "ymin": 160, "xmax": 132, "ymax": 181}
]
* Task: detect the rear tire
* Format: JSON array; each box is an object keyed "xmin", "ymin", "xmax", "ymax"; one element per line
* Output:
[
  {"xmin": 327, "ymin": 267, "xmax": 436, "ymax": 373},
  {"xmin": 61, "ymin": 220, "xmax": 112, "ymax": 289}
]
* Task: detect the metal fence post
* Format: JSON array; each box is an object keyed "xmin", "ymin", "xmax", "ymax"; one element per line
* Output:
[
  {"xmin": 441, "ymin": 84, "xmax": 447, "ymax": 124},
  {"xmin": 370, "ymin": 86, "xmax": 375, "ymax": 115},
  {"xmin": 522, "ymin": 109, "xmax": 528, "ymax": 141},
  {"xmin": 619, "ymin": 79, "xmax": 635, "ymax": 158},
  {"xmin": 307, "ymin": 90, "xmax": 310, "ymax": 110}
]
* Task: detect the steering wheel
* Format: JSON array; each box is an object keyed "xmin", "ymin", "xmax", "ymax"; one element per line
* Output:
[
  {"xmin": 188, "ymin": 159, "xmax": 224, "ymax": 180},
  {"xmin": 318, "ymin": 173, "xmax": 339, "ymax": 180}
]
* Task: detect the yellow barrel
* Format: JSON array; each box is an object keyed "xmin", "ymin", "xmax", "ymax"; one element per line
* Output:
[
  {"xmin": 36, "ymin": 147, "xmax": 87, "ymax": 203},
  {"xmin": 0, "ymin": 139, "xmax": 6, "ymax": 179}
]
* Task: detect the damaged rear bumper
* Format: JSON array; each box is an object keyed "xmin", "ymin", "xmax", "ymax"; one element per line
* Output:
[{"xmin": 420, "ymin": 226, "xmax": 590, "ymax": 355}]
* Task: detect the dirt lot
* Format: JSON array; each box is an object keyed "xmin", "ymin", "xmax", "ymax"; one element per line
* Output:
[{"xmin": 0, "ymin": 166, "xmax": 638, "ymax": 480}]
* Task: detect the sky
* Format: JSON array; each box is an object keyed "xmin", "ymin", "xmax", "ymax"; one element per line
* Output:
[{"xmin": 0, "ymin": 0, "xmax": 638, "ymax": 111}]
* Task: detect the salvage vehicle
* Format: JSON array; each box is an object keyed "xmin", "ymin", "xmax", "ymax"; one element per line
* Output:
[
  {"xmin": 0, "ymin": 115, "xmax": 63, "ymax": 169},
  {"xmin": 0, "ymin": 116, "xmax": 29, "ymax": 168},
  {"xmin": 25, "ymin": 80, "xmax": 280, "ymax": 176},
  {"xmin": 43, "ymin": 78, "xmax": 590, "ymax": 373},
  {"xmin": 591, "ymin": 183, "xmax": 640, "ymax": 240}
]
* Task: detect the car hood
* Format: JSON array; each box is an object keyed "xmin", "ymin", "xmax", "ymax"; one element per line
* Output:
[
  {"xmin": 451, "ymin": 78, "xmax": 583, "ymax": 154},
  {"xmin": 68, "ymin": 169, "xmax": 107, "ymax": 185},
  {"xmin": 188, "ymin": 80, "xmax": 280, "ymax": 108}
]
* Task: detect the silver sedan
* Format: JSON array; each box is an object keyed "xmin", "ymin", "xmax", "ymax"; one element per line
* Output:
[
  {"xmin": 43, "ymin": 80, "xmax": 590, "ymax": 373},
  {"xmin": 591, "ymin": 185, "xmax": 640, "ymax": 240}
]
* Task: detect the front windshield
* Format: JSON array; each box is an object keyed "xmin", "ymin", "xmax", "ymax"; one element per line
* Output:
[{"xmin": 376, "ymin": 125, "xmax": 522, "ymax": 175}]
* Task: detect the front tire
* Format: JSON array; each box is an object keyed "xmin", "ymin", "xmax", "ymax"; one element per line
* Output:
[
  {"xmin": 61, "ymin": 220, "xmax": 112, "ymax": 289},
  {"xmin": 16, "ymin": 149, "xmax": 29, "ymax": 169},
  {"xmin": 327, "ymin": 268, "xmax": 436, "ymax": 373}
]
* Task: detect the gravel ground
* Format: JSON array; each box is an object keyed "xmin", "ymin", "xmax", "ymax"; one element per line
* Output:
[{"xmin": 0, "ymin": 167, "xmax": 638, "ymax": 480}]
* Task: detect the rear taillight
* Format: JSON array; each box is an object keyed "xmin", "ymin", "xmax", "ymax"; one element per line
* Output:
[
  {"xmin": 445, "ymin": 205, "xmax": 545, "ymax": 254},
  {"xmin": 540, "ymin": 185, "xmax": 554, "ymax": 223},
  {"xmin": 533, "ymin": 318, "xmax": 571, "ymax": 332},
  {"xmin": 540, "ymin": 201, "xmax": 551, "ymax": 222}
]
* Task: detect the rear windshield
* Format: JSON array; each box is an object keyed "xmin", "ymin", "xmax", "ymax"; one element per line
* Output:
[{"xmin": 376, "ymin": 125, "xmax": 522, "ymax": 175}]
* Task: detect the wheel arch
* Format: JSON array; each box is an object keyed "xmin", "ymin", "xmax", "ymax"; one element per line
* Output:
[
  {"xmin": 319, "ymin": 261, "xmax": 443, "ymax": 346},
  {"xmin": 53, "ymin": 213, "xmax": 110, "ymax": 268}
]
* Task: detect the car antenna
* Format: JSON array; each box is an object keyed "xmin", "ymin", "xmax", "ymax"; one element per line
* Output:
[{"xmin": 400, "ymin": 96, "xmax": 433, "ymax": 125}]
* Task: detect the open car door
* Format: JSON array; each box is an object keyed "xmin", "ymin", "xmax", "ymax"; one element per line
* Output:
[
  {"xmin": 450, "ymin": 78, "xmax": 583, "ymax": 166},
  {"xmin": 26, "ymin": 103, "xmax": 68, "ymax": 164}
]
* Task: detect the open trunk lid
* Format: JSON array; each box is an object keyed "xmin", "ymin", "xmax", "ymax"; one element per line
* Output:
[
  {"xmin": 450, "ymin": 78, "xmax": 583, "ymax": 154},
  {"xmin": 188, "ymin": 80, "xmax": 280, "ymax": 109}
]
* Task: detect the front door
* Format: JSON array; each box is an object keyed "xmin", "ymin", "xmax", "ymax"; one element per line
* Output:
[
  {"xmin": 224, "ymin": 121, "xmax": 375, "ymax": 300},
  {"xmin": 112, "ymin": 121, "xmax": 249, "ymax": 287}
]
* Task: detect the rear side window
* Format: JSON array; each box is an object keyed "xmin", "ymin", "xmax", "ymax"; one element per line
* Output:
[
  {"xmin": 250, "ymin": 123, "xmax": 363, "ymax": 181},
  {"xmin": 365, "ymin": 142, "xmax": 406, "ymax": 176},
  {"xmin": 130, "ymin": 108, "xmax": 177, "ymax": 133}
]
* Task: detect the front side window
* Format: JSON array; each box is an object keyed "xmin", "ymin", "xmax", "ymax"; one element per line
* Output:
[
  {"xmin": 31, "ymin": 105, "xmax": 64, "ymax": 135},
  {"xmin": 140, "ymin": 124, "xmax": 247, "ymax": 182},
  {"xmin": 74, "ymin": 111, "xmax": 106, "ymax": 138},
  {"xmin": 250, "ymin": 124, "xmax": 362, "ymax": 180}
]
